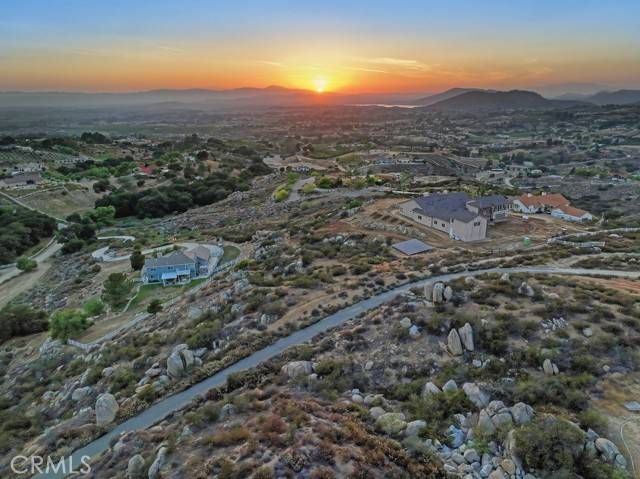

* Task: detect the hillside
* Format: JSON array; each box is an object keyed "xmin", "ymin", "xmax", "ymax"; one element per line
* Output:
[
  {"xmin": 586, "ymin": 89, "xmax": 640, "ymax": 105},
  {"xmin": 424, "ymin": 89, "xmax": 583, "ymax": 111},
  {"xmin": 413, "ymin": 88, "xmax": 483, "ymax": 106}
]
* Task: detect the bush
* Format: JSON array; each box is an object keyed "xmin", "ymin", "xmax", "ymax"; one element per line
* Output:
[
  {"xmin": 16, "ymin": 256, "xmax": 37, "ymax": 272},
  {"xmin": 49, "ymin": 309, "xmax": 91, "ymax": 341},
  {"xmin": 406, "ymin": 390, "xmax": 475, "ymax": 441},
  {"xmin": 83, "ymin": 298, "xmax": 105, "ymax": 317},
  {"xmin": 204, "ymin": 426, "xmax": 250, "ymax": 447},
  {"xmin": 515, "ymin": 416, "xmax": 585, "ymax": 478},
  {"xmin": 0, "ymin": 304, "xmax": 48, "ymax": 343}
]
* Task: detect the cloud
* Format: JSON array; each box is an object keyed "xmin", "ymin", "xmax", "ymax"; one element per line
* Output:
[
  {"xmin": 258, "ymin": 60, "xmax": 283, "ymax": 67},
  {"xmin": 360, "ymin": 57, "xmax": 430, "ymax": 71},
  {"xmin": 348, "ymin": 66, "xmax": 388, "ymax": 74}
]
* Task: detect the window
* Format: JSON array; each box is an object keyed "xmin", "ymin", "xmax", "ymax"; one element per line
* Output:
[
  {"xmin": 418, "ymin": 215, "xmax": 422, "ymax": 220},
  {"xmin": 474, "ymin": 221, "xmax": 481, "ymax": 226}
]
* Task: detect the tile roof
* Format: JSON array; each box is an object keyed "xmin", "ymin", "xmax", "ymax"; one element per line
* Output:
[
  {"xmin": 517, "ymin": 193, "xmax": 569, "ymax": 209},
  {"xmin": 553, "ymin": 205, "xmax": 590, "ymax": 217}
]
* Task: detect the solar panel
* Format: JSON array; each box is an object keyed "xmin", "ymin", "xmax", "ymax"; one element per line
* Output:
[{"xmin": 392, "ymin": 239, "xmax": 433, "ymax": 255}]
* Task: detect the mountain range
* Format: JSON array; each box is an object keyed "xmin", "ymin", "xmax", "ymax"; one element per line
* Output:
[{"xmin": 0, "ymin": 86, "xmax": 638, "ymax": 111}]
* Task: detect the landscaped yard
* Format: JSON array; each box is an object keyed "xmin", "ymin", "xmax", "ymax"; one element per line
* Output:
[{"xmin": 220, "ymin": 244, "xmax": 241, "ymax": 264}]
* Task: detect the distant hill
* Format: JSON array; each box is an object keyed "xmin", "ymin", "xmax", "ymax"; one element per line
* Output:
[
  {"xmin": 413, "ymin": 88, "xmax": 484, "ymax": 106},
  {"xmin": 585, "ymin": 90, "xmax": 640, "ymax": 105},
  {"xmin": 423, "ymin": 89, "xmax": 584, "ymax": 112},
  {"xmin": 0, "ymin": 87, "xmax": 433, "ymax": 110}
]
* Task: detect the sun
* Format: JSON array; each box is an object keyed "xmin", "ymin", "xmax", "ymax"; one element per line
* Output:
[{"xmin": 312, "ymin": 77, "xmax": 329, "ymax": 93}]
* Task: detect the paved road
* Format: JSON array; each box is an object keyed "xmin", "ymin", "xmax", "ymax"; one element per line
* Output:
[{"xmin": 36, "ymin": 266, "xmax": 639, "ymax": 478}]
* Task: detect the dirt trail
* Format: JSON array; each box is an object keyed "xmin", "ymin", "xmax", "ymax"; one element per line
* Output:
[{"xmin": 592, "ymin": 373, "xmax": 640, "ymax": 478}]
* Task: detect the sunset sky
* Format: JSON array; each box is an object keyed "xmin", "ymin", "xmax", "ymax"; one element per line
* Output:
[{"xmin": 2, "ymin": 0, "xmax": 639, "ymax": 93}]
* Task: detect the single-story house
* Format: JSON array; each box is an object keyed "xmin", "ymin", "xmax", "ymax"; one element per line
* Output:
[
  {"xmin": 550, "ymin": 205, "xmax": 593, "ymax": 222},
  {"xmin": 0, "ymin": 172, "xmax": 43, "ymax": 189},
  {"xmin": 142, "ymin": 247, "xmax": 212, "ymax": 285},
  {"xmin": 513, "ymin": 192, "xmax": 569, "ymax": 214},
  {"xmin": 398, "ymin": 192, "xmax": 488, "ymax": 242}
]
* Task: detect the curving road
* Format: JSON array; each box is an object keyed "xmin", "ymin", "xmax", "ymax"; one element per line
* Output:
[{"xmin": 36, "ymin": 266, "xmax": 639, "ymax": 478}]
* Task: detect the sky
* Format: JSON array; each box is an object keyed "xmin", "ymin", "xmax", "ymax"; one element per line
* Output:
[{"xmin": 1, "ymin": 0, "xmax": 639, "ymax": 94}]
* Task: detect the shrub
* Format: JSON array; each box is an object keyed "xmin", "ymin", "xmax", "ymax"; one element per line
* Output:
[
  {"xmin": 204, "ymin": 426, "xmax": 250, "ymax": 447},
  {"xmin": 515, "ymin": 416, "xmax": 585, "ymax": 478},
  {"xmin": 49, "ymin": 309, "xmax": 91, "ymax": 341},
  {"xmin": 83, "ymin": 298, "xmax": 105, "ymax": 316},
  {"xmin": 0, "ymin": 304, "xmax": 48, "ymax": 343},
  {"xmin": 16, "ymin": 256, "xmax": 37, "ymax": 272}
]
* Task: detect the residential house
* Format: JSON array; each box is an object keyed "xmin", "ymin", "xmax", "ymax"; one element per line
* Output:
[
  {"xmin": 512, "ymin": 192, "xmax": 570, "ymax": 214},
  {"xmin": 398, "ymin": 192, "xmax": 488, "ymax": 242},
  {"xmin": 550, "ymin": 205, "xmax": 593, "ymax": 222},
  {"xmin": 142, "ymin": 247, "xmax": 212, "ymax": 285},
  {"xmin": 0, "ymin": 172, "xmax": 43, "ymax": 189},
  {"xmin": 466, "ymin": 195, "xmax": 512, "ymax": 222}
]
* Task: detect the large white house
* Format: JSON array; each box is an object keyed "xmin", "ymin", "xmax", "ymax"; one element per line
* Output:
[{"xmin": 398, "ymin": 192, "xmax": 511, "ymax": 242}]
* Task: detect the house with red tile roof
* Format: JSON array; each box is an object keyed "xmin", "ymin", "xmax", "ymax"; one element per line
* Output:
[
  {"xmin": 550, "ymin": 205, "xmax": 593, "ymax": 222},
  {"xmin": 513, "ymin": 192, "xmax": 570, "ymax": 213}
]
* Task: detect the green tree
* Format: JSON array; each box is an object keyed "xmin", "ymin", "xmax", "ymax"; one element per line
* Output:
[
  {"xmin": 147, "ymin": 299, "xmax": 163, "ymax": 315},
  {"xmin": 102, "ymin": 273, "xmax": 134, "ymax": 309},
  {"xmin": 49, "ymin": 309, "xmax": 91, "ymax": 341},
  {"xmin": 130, "ymin": 249, "xmax": 145, "ymax": 271},
  {"xmin": 83, "ymin": 298, "xmax": 105, "ymax": 317},
  {"xmin": 0, "ymin": 304, "xmax": 48, "ymax": 343},
  {"xmin": 16, "ymin": 256, "xmax": 37, "ymax": 272}
]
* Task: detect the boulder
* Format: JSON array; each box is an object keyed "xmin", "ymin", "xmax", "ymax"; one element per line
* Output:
[
  {"xmin": 405, "ymin": 420, "xmax": 427, "ymax": 436},
  {"xmin": 500, "ymin": 459, "xmax": 516, "ymax": 476},
  {"xmin": 400, "ymin": 317, "xmax": 412, "ymax": 328},
  {"xmin": 127, "ymin": 454, "xmax": 146, "ymax": 479},
  {"xmin": 463, "ymin": 383, "xmax": 490, "ymax": 408},
  {"xmin": 281, "ymin": 361, "xmax": 314, "ymax": 378},
  {"xmin": 500, "ymin": 273, "xmax": 510, "ymax": 283},
  {"xmin": 492, "ymin": 412, "xmax": 513, "ymax": 429},
  {"xmin": 509, "ymin": 402, "xmax": 534, "ymax": 425},
  {"xmin": 167, "ymin": 351, "xmax": 185, "ymax": 378},
  {"xmin": 443, "ymin": 285, "xmax": 453, "ymax": 302},
  {"xmin": 219, "ymin": 403, "xmax": 236, "ymax": 419},
  {"xmin": 422, "ymin": 381, "xmax": 441, "ymax": 397},
  {"xmin": 594, "ymin": 437, "xmax": 620, "ymax": 462},
  {"xmin": 147, "ymin": 446, "xmax": 167, "ymax": 479},
  {"xmin": 375, "ymin": 412, "xmax": 407, "ymax": 435},
  {"xmin": 447, "ymin": 329, "xmax": 464, "ymax": 356},
  {"xmin": 518, "ymin": 282, "xmax": 534, "ymax": 297},
  {"xmin": 582, "ymin": 327, "xmax": 594, "ymax": 337},
  {"xmin": 369, "ymin": 406, "xmax": 386, "ymax": 419},
  {"xmin": 95, "ymin": 393, "xmax": 119, "ymax": 426},
  {"xmin": 442, "ymin": 379, "xmax": 458, "ymax": 392},
  {"xmin": 542, "ymin": 358, "xmax": 556, "ymax": 376},
  {"xmin": 477, "ymin": 409, "xmax": 496, "ymax": 434},
  {"xmin": 409, "ymin": 325, "xmax": 420, "ymax": 338},
  {"xmin": 72, "ymin": 386, "xmax": 92, "ymax": 402},
  {"xmin": 458, "ymin": 323, "xmax": 474, "ymax": 351},
  {"xmin": 433, "ymin": 282, "xmax": 445, "ymax": 303},
  {"xmin": 488, "ymin": 469, "xmax": 506, "ymax": 479},
  {"xmin": 448, "ymin": 425, "xmax": 465, "ymax": 448},
  {"xmin": 424, "ymin": 283, "xmax": 434, "ymax": 300},
  {"xmin": 464, "ymin": 448, "xmax": 480, "ymax": 463}
]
